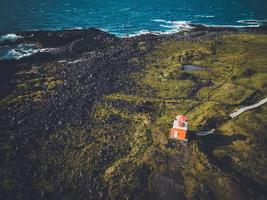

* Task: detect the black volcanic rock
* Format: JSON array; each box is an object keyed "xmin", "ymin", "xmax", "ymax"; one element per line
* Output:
[{"xmin": 17, "ymin": 28, "xmax": 116, "ymax": 48}]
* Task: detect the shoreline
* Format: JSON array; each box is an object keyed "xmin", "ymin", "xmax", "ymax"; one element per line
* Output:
[
  {"xmin": 0, "ymin": 24, "xmax": 267, "ymax": 199},
  {"xmin": 1, "ymin": 24, "xmax": 267, "ymax": 61},
  {"xmin": 1, "ymin": 22, "xmax": 267, "ymax": 39},
  {"xmin": 0, "ymin": 18, "xmax": 266, "ymax": 37}
]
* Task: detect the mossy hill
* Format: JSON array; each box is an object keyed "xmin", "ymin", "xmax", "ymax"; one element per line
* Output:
[{"xmin": 0, "ymin": 27, "xmax": 267, "ymax": 200}]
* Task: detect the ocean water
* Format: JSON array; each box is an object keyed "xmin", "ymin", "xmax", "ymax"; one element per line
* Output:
[{"xmin": 0, "ymin": 0, "xmax": 267, "ymax": 59}]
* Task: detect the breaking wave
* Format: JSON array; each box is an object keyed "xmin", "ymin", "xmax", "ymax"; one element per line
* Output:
[
  {"xmin": 0, "ymin": 34, "xmax": 23, "ymax": 43},
  {"xmin": 123, "ymin": 18, "xmax": 265, "ymax": 38},
  {"xmin": 122, "ymin": 20, "xmax": 193, "ymax": 37},
  {"xmin": 0, "ymin": 43, "xmax": 50, "ymax": 60},
  {"xmin": 237, "ymin": 19, "xmax": 267, "ymax": 26},
  {"xmin": 194, "ymin": 15, "xmax": 215, "ymax": 18}
]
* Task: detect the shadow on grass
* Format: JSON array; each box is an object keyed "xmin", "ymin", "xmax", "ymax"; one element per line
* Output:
[{"xmin": 191, "ymin": 131, "xmax": 267, "ymax": 199}]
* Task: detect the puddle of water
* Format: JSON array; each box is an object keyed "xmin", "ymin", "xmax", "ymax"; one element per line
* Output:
[{"xmin": 181, "ymin": 65, "xmax": 207, "ymax": 71}]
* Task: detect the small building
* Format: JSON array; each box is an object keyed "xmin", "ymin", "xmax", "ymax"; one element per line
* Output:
[{"xmin": 170, "ymin": 115, "xmax": 188, "ymax": 141}]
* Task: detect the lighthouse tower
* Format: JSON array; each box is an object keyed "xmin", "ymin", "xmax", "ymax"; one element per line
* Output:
[{"xmin": 170, "ymin": 115, "xmax": 188, "ymax": 141}]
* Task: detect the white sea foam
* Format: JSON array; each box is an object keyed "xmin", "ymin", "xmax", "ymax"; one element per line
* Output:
[
  {"xmin": 152, "ymin": 19, "xmax": 193, "ymax": 34},
  {"xmin": 237, "ymin": 19, "xmax": 267, "ymax": 25},
  {"xmin": 140, "ymin": 18, "xmax": 264, "ymax": 37},
  {"xmin": 123, "ymin": 29, "xmax": 180, "ymax": 38},
  {"xmin": 0, "ymin": 44, "xmax": 51, "ymax": 60},
  {"xmin": 2, "ymin": 48, "xmax": 38, "ymax": 60},
  {"xmin": 122, "ymin": 20, "xmax": 193, "ymax": 38},
  {"xmin": 194, "ymin": 15, "xmax": 215, "ymax": 18},
  {"xmin": 0, "ymin": 34, "xmax": 23, "ymax": 43},
  {"xmin": 205, "ymin": 24, "xmax": 260, "ymax": 28},
  {"xmin": 153, "ymin": 19, "xmax": 192, "ymax": 29},
  {"xmin": 122, "ymin": 29, "xmax": 170, "ymax": 38},
  {"xmin": 152, "ymin": 19, "xmax": 167, "ymax": 23},
  {"xmin": 124, "ymin": 30, "xmax": 157, "ymax": 37},
  {"xmin": 121, "ymin": 23, "xmax": 193, "ymax": 38},
  {"xmin": 122, "ymin": 18, "xmax": 262, "ymax": 38},
  {"xmin": 73, "ymin": 27, "xmax": 83, "ymax": 30},
  {"xmin": 119, "ymin": 8, "xmax": 131, "ymax": 12},
  {"xmin": 119, "ymin": 19, "xmax": 194, "ymax": 37}
]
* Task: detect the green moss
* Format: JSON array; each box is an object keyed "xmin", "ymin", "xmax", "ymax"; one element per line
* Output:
[
  {"xmin": 183, "ymin": 143, "xmax": 246, "ymax": 200},
  {"xmin": 217, "ymin": 105, "xmax": 267, "ymax": 188},
  {"xmin": 17, "ymin": 83, "xmax": 28, "ymax": 89},
  {"xmin": 210, "ymin": 82, "xmax": 254, "ymax": 105},
  {"xmin": 0, "ymin": 90, "xmax": 44, "ymax": 105},
  {"xmin": 1, "ymin": 75, "xmax": 63, "ymax": 106},
  {"xmin": 138, "ymin": 41, "xmax": 147, "ymax": 51},
  {"xmin": 2, "ymin": 178, "xmax": 14, "ymax": 191},
  {"xmin": 132, "ymin": 33, "xmax": 267, "ymax": 199},
  {"xmin": 45, "ymin": 79, "xmax": 63, "ymax": 90}
]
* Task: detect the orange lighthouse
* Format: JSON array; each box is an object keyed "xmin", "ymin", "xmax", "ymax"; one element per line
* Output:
[{"xmin": 170, "ymin": 115, "xmax": 188, "ymax": 141}]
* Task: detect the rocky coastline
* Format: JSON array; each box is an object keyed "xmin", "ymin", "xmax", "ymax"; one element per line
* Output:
[{"xmin": 1, "ymin": 26, "xmax": 267, "ymax": 199}]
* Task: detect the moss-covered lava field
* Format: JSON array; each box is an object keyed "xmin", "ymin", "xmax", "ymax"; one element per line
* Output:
[{"xmin": 1, "ymin": 27, "xmax": 267, "ymax": 200}]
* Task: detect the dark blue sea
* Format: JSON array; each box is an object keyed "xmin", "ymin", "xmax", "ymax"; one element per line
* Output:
[{"xmin": 0, "ymin": 0, "xmax": 267, "ymax": 59}]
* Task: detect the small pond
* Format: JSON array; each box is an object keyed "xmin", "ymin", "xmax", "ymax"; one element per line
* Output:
[{"xmin": 181, "ymin": 65, "xmax": 207, "ymax": 71}]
